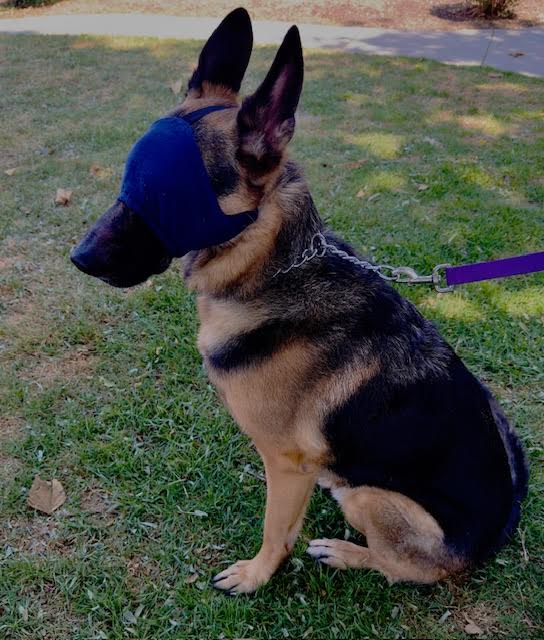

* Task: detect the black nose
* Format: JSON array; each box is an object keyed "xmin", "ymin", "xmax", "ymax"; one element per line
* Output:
[{"xmin": 70, "ymin": 246, "xmax": 97, "ymax": 276}]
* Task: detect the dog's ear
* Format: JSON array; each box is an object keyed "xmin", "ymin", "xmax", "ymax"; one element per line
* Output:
[
  {"xmin": 237, "ymin": 26, "xmax": 303, "ymax": 175},
  {"xmin": 189, "ymin": 8, "xmax": 253, "ymax": 94}
]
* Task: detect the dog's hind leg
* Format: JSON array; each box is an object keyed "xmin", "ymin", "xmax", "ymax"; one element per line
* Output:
[
  {"xmin": 213, "ymin": 449, "xmax": 317, "ymax": 594},
  {"xmin": 307, "ymin": 486, "xmax": 464, "ymax": 583}
]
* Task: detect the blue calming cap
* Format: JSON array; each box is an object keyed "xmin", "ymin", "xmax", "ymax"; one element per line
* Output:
[{"xmin": 118, "ymin": 105, "xmax": 258, "ymax": 257}]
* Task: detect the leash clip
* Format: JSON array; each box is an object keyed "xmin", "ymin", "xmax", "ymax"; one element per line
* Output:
[
  {"xmin": 391, "ymin": 266, "xmax": 432, "ymax": 285},
  {"xmin": 391, "ymin": 265, "xmax": 454, "ymax": 293},
  {"xmin": 432, "ymin": 264, "xmax": 454, "ymax": 293}
]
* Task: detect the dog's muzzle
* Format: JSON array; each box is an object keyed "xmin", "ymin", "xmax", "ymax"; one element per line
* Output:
[{"xmin": 117, "ymin": 105, "xmax": 258, "ymax": 257}]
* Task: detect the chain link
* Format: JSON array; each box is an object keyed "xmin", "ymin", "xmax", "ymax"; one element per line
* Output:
[{"xmin": 273, "ymin": 232, "xmax": 453, "ymax": 292}]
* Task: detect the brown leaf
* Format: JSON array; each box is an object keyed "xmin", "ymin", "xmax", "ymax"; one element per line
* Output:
[
  {"xmin": 417, "ymin": 183, "xmax": 429, "ymax": 191},
  {"xmin": 185, "ymin": 573, "xmax": 199, "ymax": 584},
  {"xmin": 464, "ymin": 618, "xmax": 483, "ymax": 635},
  {"xmin": 4, "ymin": 168, "xmax": 18, "ymax": 176},
  {"xmin": 356, "ymin": 189, "xmax": 366, "ymax": 198},
  {"xmin": 170, "ymin": 79, "xmax": 183, "ymax": 95},
  {"xmin": 55, "ymin": 188, "xmax": 72, "ymax": 206},
  {"xmin": 27, "ymin": 476, "xmax": 67, "ymax": 514},
  {"xmin": 89, "ymin": 164, "xmax": 113, "ymax": 180},
  {"xmin": 346, "ymin": 160, "xmax": 368, "ymax": 169}
]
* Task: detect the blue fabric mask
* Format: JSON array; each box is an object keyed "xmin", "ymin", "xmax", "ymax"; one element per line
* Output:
[{"xmin": 118, "ymin": 105, "xmax": 258, "ymax": 257}]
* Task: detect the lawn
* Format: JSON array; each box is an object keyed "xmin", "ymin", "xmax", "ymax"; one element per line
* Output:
[{"xmin": 0, "ymin": 33, "xmax": 543, "ymax": 639}]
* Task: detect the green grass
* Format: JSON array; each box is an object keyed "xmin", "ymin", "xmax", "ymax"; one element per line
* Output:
[{"xmin": 0, "ymin": 33, "xmax": 543, "ymax": 639}]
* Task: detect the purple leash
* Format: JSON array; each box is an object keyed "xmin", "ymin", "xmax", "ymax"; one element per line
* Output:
[{"xmin": 444, "ymin": 251, "xmax": 544, "ymax": 290}]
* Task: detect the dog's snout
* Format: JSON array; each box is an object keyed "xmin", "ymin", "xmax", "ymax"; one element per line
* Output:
[{"xmin": 70, "ymin": 245, "xmax": 97, "ymax": 276}]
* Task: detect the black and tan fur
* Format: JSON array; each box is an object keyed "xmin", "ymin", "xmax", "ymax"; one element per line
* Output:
[{"xmin": 71, "ymin": 8, "xmax": 528, "ymax": 594}]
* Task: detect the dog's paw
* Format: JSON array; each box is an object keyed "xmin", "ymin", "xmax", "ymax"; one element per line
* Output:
[
  {"xmin": 306, "ymin": 538, "xmax": 370, "ymax": 570},
  {"xmin": 212, "ymin": 559, "xmax": 271, "ymax": 595}
]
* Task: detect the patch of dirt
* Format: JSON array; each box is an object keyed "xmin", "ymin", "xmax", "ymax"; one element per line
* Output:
[
  {"xmin": 125, "ymin": 554, "xmax": 163, "ymax": 593},
  {"xmin": 0, "ymin": 416, "xmax": 25, "ymax": 481},
  {"xmin": 22, "ymin": 345, "xmax": 96, "ymax": 388},
  {"xmin": 7, "ymin": 579, "xmax": 85, "ymax": 637},
  {"xmin": 1, "ymin": 296, "xmax": 47, "ymax": 337},
  {"xmin": 0, "ymin": 254, "xmax": 26, "ymax": 272},
  {"xmin": 0, "ymin": 514, "xmax": 74, "ymax": 556},
  {"xmin": 0, "ymin": 453, "xmax": 22, "ymax": 479},
  {"xmin": 451, "ymin": 602, "xmax": 509, "ymax": 636},
  {"xmin": 0, "ymin": 415, "xmax": 25, "ymax": 443},
  {"xmin": 0, "ymin": 247, "xmax": 52, "ymax": 343},
  {"xmin": 80, "ymin": 487, "xmax": 118, "ymax": 523},
  {"xmin": 0, "ymin": 0, "xmax": 542, "ymax": 30}
]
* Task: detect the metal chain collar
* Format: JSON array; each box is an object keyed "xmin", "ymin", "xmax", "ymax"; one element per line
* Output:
[{"xmin": 273, "ymin": 232, "xmax": 453, "ymax": 292}]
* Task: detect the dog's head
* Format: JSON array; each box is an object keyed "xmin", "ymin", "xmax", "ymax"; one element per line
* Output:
[{"xmin": 71, "ymin": 8, "xmax": 304, "ymax": 288}]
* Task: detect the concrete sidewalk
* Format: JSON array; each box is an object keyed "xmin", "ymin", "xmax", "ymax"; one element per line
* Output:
[{"xmin": 0, "ymin": 13, "xmax": 542, "ymax": 78}]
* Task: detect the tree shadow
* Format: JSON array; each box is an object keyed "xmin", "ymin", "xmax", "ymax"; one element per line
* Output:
[
  {"xmin": 3, "ymin": 0, "xmax": 62, "ymax": 8},
  {"xmin": 429, "ymin": 2, "xmax": 525, "ymax": 24}
]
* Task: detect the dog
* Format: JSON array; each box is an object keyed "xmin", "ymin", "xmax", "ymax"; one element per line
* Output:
[{"xmin": 71, "ymin": 8, "xmax": 528, "ymax": 594}]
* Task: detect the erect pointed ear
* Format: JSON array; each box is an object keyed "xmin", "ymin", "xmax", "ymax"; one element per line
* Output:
[
  {"xmin": 237, "ymin": 26, "xmax": 304, "ymax": 175},
  {"xmin": 189, "ymin": 8, "xmax": 253, "ymax": 94}
]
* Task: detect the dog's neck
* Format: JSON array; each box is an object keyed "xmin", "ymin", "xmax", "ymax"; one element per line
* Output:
[{"xmin": 183, "ymin": 160, "xmax": 323, "ymax": 298}]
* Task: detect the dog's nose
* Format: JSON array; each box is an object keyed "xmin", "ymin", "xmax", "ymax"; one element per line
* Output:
[{"xmin": 70, "ymin": 246, "xmax": 96, "ymax": 276}]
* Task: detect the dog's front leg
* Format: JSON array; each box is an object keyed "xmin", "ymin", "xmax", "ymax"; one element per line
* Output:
[{"xmin": 213, "ymin": 450, "xmax": 317, "ymax": 594}]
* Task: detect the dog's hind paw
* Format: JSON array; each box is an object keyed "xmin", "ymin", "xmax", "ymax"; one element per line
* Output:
[{"xmin": 306, "ymin": 538, "xmax": 371, "ymax": 570}]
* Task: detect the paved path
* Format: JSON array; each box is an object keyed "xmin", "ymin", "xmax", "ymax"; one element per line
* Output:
[{"xmin": 0, "ymin": 13, "xmax": 542, "ymax": 78}]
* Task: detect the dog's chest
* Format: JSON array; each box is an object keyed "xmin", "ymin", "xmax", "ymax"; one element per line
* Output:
[{"xmin": 195, "ymin": 295, "xmax": 312, "ymax": 438}]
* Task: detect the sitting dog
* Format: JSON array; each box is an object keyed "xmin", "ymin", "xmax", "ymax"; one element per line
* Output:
[{"xmin": 71, "ymin": 8, "xmax": 528, "ymax": 594}]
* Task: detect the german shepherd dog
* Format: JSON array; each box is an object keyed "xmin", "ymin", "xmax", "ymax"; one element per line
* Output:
[{"xmin": 71, "ymin": 8, "xmax": 528, "ymax": 594}]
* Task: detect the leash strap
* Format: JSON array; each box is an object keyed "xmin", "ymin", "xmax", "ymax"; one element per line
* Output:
[{"xmin": 445, "ymin": 251, "xmax": 544, "ymax": 287}]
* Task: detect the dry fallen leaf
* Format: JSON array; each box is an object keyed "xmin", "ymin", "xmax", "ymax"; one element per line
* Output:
[
  {"xmin": 55, "ymin": 188, "xmax": 72, "ymax": 206},
  {"xmin": 346, "ymin": 160, "xmax": 368, "ymax": 169},
  {"xmin": 417, "ymin": 183, "xmax": 429, "ymax": 191},
  {"xmin": 464, "ymin": 622, "xmax": 483, "ymax": 635},
  {"xmin": 27, "ymin": 476, "xmax": 66, "ymax": 514},
  {"xmin": 89, "ymin": 164, "xmax": 113, "ymax": 180},
  {"xmin": 170, "ymin": 79, "xmax": 183, "ymax": 95},
  {"xmin": 185, "ymin": 573, "xmax": 199, "ymax": 584},
  {"xmin": 356, "ymin": 189, "xmax": 366, "ymax": 198},
  {"xmin": 4, "ymin": 168, "xmax": 17, "ymax": 176}
]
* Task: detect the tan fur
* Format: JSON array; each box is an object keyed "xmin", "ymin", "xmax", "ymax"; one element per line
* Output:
[
  {"xmin": 196, "ymin": 297, "xmax": 270, "ymax": 356},
  {"xmin": 184, "ymin": 81, "xmax": 239, "ymax": 107},
  {"xmin": 185, "ymin": 195, "xmax": 284, "ymax": 295},
  {"xmin": 308, "ymin": 486, "xmax": 465, "ymax": 583},
  {"xmin": 209, "ymin": 339, "xmax": 323, "ymax": 453}
]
